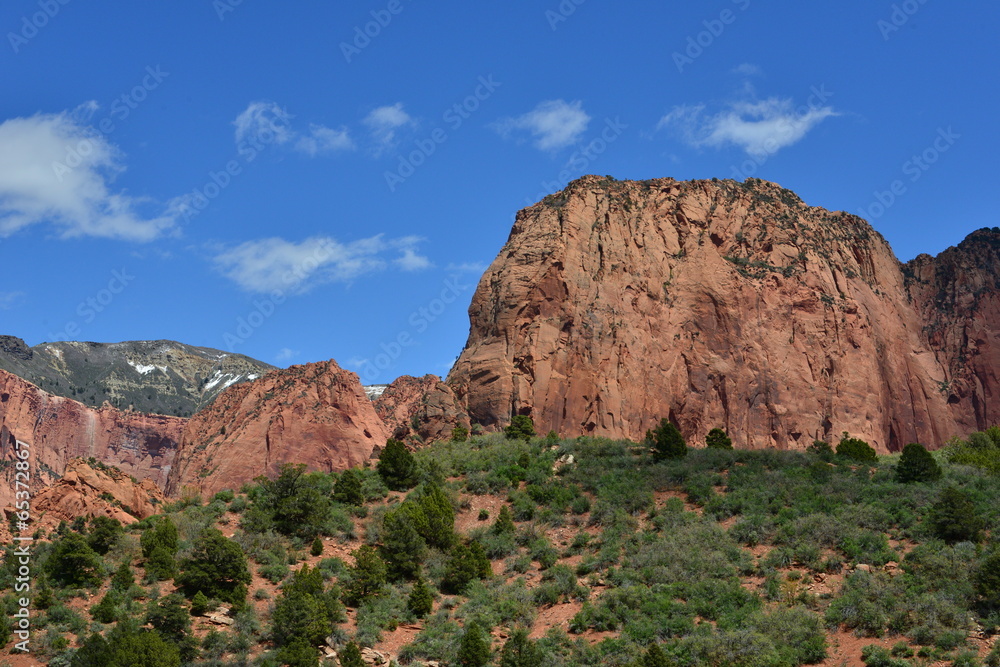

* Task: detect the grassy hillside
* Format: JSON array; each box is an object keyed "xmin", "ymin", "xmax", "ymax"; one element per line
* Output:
[{"xmin": 4, "ymin": 429, "xmax": 1000, "ymax": 666}]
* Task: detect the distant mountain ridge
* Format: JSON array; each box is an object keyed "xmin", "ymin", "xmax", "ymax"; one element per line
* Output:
[{"xmin": 0, "ymin": 336, "xmax": 275, "ymax": 417}]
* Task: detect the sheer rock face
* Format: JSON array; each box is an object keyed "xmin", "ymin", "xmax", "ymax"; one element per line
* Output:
[
  {"xmin": 447, "ymin": 176, "xmax": 990, "ymax": 453},
  {"xmin": 906, "ymin": 228, "xmax": 1000, "ymax": 437},
  {"xmin": 166, "ymin": 360, "xmax": 390, "ymax": 497},
  {"xmin": 373, "ymin": 375, "xmax": 470, "ymax": 446},
  {"xmin": 0, "ymin": 368, "xmax": 184, "ymax": 509}
]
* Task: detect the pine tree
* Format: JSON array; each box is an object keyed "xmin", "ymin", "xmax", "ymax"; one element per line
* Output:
[
  {"xmin": 339, "ymin": 642, "xmax": 365, "ymax": 667},
  {"xmin": 333, "ymin": 468, "xmax": 364, "ymax": 506},
  {"xmin": 190, "ymin": 591, "xmax": 211, "ymax": 616},
  {"xmin": 928, "ymin": 486, "xmax": 983, "ymax": 544},
  {"xmin": 310, "ymin": 537, "xmax": 323, "ymax": 557},
  {"xmin": 648, "ymin": 418, "xmax": 686, "ymax": 461},
  {"xmin": 176, "ymin": 529, "xmax": 251, "ymax": 605},
  {"xmin": 492, "ymin": 505, "xmax": 516, "ymax": 536},
  {"xmin": 407, "ymin": 578, "xmax": 434, "ymax": 618},
  {"xmin": 343, "ymin": 546, "xmax": 388, "ymax": 606},
  {"xmin": 457, "ymin": 621, "xmax": 492, "ymax": 667},
  {"xmin": 896, "ymin": 442, "xmax": 942, "ymax": 483},
  {"xmin": 836, "ymin": 433, "xmax": 877, "ymax": 462},
  {"xmin": 499, "ymin": 629, "xmax": 544, "ymax": 667},
  {"xmin": 705, "ymin": 427, "xmax": 733, "ymax": 450},
  {"xmin": 377, "ymin": 439, "xmax": 417, "ymax": 491},
  {"xmin": 110, "ymin": 562, "xmax": 135, "ymax": 592},
  {"xmin": 504, "ymin": 415, "xmax": 536, "ymax": 441},
  {"xmin": 380, "ymin": 506, "xmax": 427, "ymax": 581}
]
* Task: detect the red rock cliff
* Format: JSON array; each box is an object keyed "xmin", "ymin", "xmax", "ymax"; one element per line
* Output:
[
  {"xmin": 373, "ymin": 374, "xmax": 470, "ymax": 445},
  {"xmin": 448, "ymin": 176, "xmax": 974, "ymax": 452},
  {"xmin": 166, "ymin": 360, "xmax": 390, "ymax": 497},
  {"xmin": 0, "ymin": 368, "xmax": 184, "ymax": 510}
]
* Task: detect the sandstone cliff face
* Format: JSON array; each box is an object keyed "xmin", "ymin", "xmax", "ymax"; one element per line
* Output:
[
  {"xmin": 166, "ymin": 360, "xmax": 390, "ymax": 497},
  {"xmin": 906, "ymin": 229, "xmax": 1000, "ymax": 437},
  {"xmin": 448, "ymin": 176, "xmax": 970, "ymax": 452},
  {"xmin": 374, "ymin": 375, "xmax": 470, "ymax": 445},
  {"xmin": 0, "ymin": 368, "xmax": 184, "ymax": 510},
  {"xmin": 30, "ymin": 458, "xmax": 166, "ymax": 530}
]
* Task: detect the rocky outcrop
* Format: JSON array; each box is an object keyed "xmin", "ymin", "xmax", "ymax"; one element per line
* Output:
[
  {"xmin": 374, "ymin": 375, "xmax": 470, "ymax": 445},
  {"xmin": 31, "ymin": 458, "xmax": 166, "ymax": 529},
  {"xmin": 448, "ymin": 176, "xmax": 979, "ymax": 452},
  {"xmin": 0, "ymin": 368, "xmax": 184, "ymax": 511},
  {"xmin": 166, "ymin": 360, "xmax": 390, "ymax": 497}
]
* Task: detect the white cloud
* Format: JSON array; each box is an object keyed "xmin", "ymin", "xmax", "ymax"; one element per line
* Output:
[
  {"xmin": 0, "ymin": 292, "xmax": 25, "ymax": 309},
  {"xmin": 0, "ymin": 104, "xmax": 178, "ymax": 241},
  {"xmin": 395, "ymin": 248, "xmax": 432, "ymax": 271},
  {"xmin": 446, "ymin": 261, "xmax": 488, "ymax": 274},
  {"xmin": 494, "ymin": 100, "xmax": 591, "ymax": 151},
  {"xmin": 658, "ymin": 96, "xmax": 837, "ymax": 156},
  {"xmin": 213, "ymin": 234, "xmax": 428, "ymax": 293},
  {"xmin": 295, "ymin": 124, "xmax": 354, "ymax": 156},
  {"xmin": 233, "ymin": 101, "xmax": 293, "ymax": 146},
  {"xmin": 275, "ymin": 347, "xmax": 300, "ymax": 362},
  {"xmin": 733, "ymin": 63, "xmax": 762, "ymax": 77},
  {"xmin": 363, "ymin": 103, "xmax": 415, "ymax": 154}
]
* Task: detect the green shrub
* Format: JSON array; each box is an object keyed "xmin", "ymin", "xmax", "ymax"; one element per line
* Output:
[
  {"xmin": 441, "ymin": 541, "xmax": 491, "ymax": 594},
  {"xmin": 377, "ymin": 439, "xmax": 418, "ymax": 491},
  {"xmin": 45, "ymin": 533, "xmax": 103, "ymax": 588},
  {"xmin": 457, "ymin": 621, "xmax": 492, "ymax": 667},
  {"xmin": 837, "ymin": 434, "xmax": 877, "ymax": 462},
  {"xmin": 504, "ymin": 416, "xmax": 536, "ymax": 441},
  {"xmin": 647, "ymin": 419, "xmax": 686, "ymax": 461},
  {"xmin": 343, "ymin": 545, "xmax": 387, "ymax": 606},
  {"xmin": 407, "ymin": 578, "xmax": 434, "ymax": 618},
  {"xmin": 928, "ymin": 486, "xmax": 983, "ymax": 544},
  {"xmin": 175, "ymin": 529, "xmax": 251, "ymax": 605}
]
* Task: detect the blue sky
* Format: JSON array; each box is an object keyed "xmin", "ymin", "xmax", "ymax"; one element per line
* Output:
[{"xmin": 0, "ymin": 0, "xmax": 996, "ymax": 384}]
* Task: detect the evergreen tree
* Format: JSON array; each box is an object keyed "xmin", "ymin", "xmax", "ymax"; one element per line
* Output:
[
  {"xmin": 91, "ymin": 591, "xmax": 121, "ymax": 623},
  {"xmin": 412, "ymin": 481, "xmax": 455, "ymax": 550},
  {"xmin": 190, "ymin": 591, "xmax": 211, "ymax": 616},
  {"xmin": 457, "ymin": 621, "xmax": 492, "ymax": 667},
  {"xmin": 87, "ymin": 516, "xmax": 124, "ymax": 555},
  {"xmin": 71, "ymin": 619, "xmax": 181, "ymax": 667},
  {"xmin": 110, "ymin": 562, "xmax": 134, "ymax": 592},
  {"xmin": 145, "ymin": 545, "xmax": 177, "ymax": 581},
  {"xmin": 648, "ymin": 418, "xmax": 687, "ymax": 461},
  {"xmin": 380, "ymin": 506, "xmax": 427, "ymax": 581},
  {"xmin": 343, "ymin": 545, "xmax": 388, "ymax": 606},
  {"xmin": 145, "ymin": 593, "xmax": 198, "ymax": 662},
  {"xmin": 705, "ymin": 427, "xmax": 733, "ymax": 450},
  {"xmin": 333, "ymin": 468, "xmax": 364, "ymax": 506},
  {"xmin": 492, "ymin": 505, "xmax": 516, "ymax": 536},
  {"xmin": 643, "ymin": 643, "xmax": 675, "ymax": 667},
  {"xmin": 377, "ymin": 439, "xmax": 418, "ymax": 491},
  {"xmin": 499, "ymin": 629, "xmax": 544, "ymax": 667},
  {"xmin": 140, "ymin": 517, "xmax": 178, "ymax": 558},
  {"xmin": 451, "ymin": 425, "xmax": 470, "ymax": 442},
  {"xmin": 976, "ymin": 550, "xmax": 1000, "ymax": 615},
  {"xmin": 928, "ymin": 485, "xmax": 983, "ymax": 544},
  {"xmin": 176, "ymin": 529, "xmax": 251, "ymax": 605},
  {"xmin": 272, "ymin": 564, "xmax": 343, "ymax": 647},
  {"xmin": 249, "ymin": 463, "xmax": 333, "ymax": 539},
  {"xmin": 310, "ymin": 537, "xmax": 324, "ymax": 557},
  {"xmin": 275, "ymin": 637, "xmax": 320, "ymax": 667},
  {"xmin": 407, "ymin": 578, "xmax": 434, "ymax": 618},
  {"xmin": 836, "ymin": 434, "xmax": 877, "ymax": 462},
  {"xmin": 504, "ymin": 415, "xmax": 536, "ymax": 441},
  {"xmin": 896, "ymin": 442, "xmax": 942, "ymax": 483},
  {"xmin": 339, "ymin": 642, "xmax": 365, "ymax": 667},
  {"xmin": 45, "ymin": 533, "xmax": 103, "ymax": 587},
  {"xmin": 441, "ymin": 541, "xmax": 492, "ymax": 595}
]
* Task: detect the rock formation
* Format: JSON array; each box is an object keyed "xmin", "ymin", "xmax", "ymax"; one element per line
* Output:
[
  {"xmin": 0, "ymin": 368, "xmax": 184, "ymax": 510},
  {"xmin": 447, "ymin": 176, "xmax": 995, "ymax": 452},
  {"xmin": 166, "ymin": 360, "xmax": 390, "ymax": 497},
  {"xmin": 31, "ymin": 458, "xmax": 166, "ymax": 530},
  {"xmin": 373, "ymin": 375, "xmax": 470, "ymax": 445}
]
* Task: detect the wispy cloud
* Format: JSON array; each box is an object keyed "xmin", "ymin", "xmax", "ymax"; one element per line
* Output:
[
  {"xmin": 0, "ymin": 104, "xmax": 180, "ymax": 242},
  {"xmin": 0, "ymin": 292, "xmax": 25, "ymax": 309},
  {"xmin": 234, "ymin": 101, "xmax": 354, "ymax": 157},
  {"xmin": 295, "ymin": 124, "xmax": 354, "ymax": 156},
  {"xmin": 213, "ymin": 234, "xmax": 429, "ymax": 293},
  {"xmin": 275, "ymin": 347, "xmax": 300, "ymax": 363},
  {"xmin": 732, "ymin": 63, "xmax": 762, "ymax": 77},
  {"xmin": 494, "ymin": 99, "xmax": 591, "ymax": 151},
  {"xmin": 363, "ymin": 103, "xmax": 415, "ymax": 155},
  {"xmin": 658, "ymin": 95, "xmax": 837, "ymax": 156},
  {"xmin": 446, "ymin": 261, "xmax": 488, "ymax": 274},
  {"xmin": 233, "ymin": 101, "xmax": 293, "ymax": 146}
]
